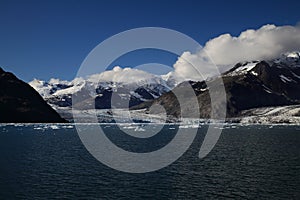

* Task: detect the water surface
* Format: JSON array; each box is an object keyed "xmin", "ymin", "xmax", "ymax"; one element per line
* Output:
[{"xmin": 0, "ymin": 124, "xmax": 299, "ymax": 199}]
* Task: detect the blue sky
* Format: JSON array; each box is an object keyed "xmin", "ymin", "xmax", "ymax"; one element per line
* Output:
[{"xmin": 0, "ymin": 0, "xmax": 299, "ymax": 81}]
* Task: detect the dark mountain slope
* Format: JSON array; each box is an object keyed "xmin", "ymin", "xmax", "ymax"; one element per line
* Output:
[{"xmin": 0, "ymin": 68, "xmax": 66, "ymax": 123}]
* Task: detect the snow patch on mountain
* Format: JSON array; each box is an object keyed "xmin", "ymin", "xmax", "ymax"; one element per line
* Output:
[
  {"xmin": 225, "ymin": 61, "xmax": 259, "ymax": 76},
  {"xmin": 275, "ymin": 51, "xmax": 300, "ymax": 67}
]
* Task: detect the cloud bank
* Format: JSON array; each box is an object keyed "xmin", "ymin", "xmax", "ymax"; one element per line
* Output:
[{"xmin": 173, "ymin": 24, "xmax": 300, "ymax": 80}]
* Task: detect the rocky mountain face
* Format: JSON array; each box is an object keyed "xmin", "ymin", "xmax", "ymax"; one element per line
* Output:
[
  {"xmin": 0, "ymin": 68, "xmax": 66, "ymax": 123},
  {"xmin": 133, "ymin": 52, "xmax": 300, "ymax": 120}
]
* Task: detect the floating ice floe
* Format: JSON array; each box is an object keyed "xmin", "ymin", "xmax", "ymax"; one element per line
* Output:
[
  {"xmin": 134, "ymin": 126, "xmax": 146, "ymax": 132},
  {"xmin": 178, "ymin": 124, "xmax": 199, "ymax": 129}
]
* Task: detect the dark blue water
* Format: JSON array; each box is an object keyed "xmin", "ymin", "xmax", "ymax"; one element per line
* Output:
[{"xmin": 0, "ymin": 124, "xmax": 299, "ymax": 199}]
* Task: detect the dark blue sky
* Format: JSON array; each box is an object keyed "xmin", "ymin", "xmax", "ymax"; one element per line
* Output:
[{"xmin": 0, "ymin": 0, "xmax": 299, "ymax": 81}]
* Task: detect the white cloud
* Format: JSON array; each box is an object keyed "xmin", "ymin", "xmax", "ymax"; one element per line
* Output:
[
  {"xmin": 173, "ymin": 51, "xmax": 217, "ymax": 81},
  {"xmin": 173, "ymin": 24, "xmax": 300, "ymax": 81},
  {"xmin": 87, "ymin": 66, "xmax": 160, "ymax": 84}
]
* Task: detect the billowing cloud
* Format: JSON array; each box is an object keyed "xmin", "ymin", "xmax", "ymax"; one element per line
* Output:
[
  {"xmin": 172, "ymin": 51, "xmax": 217, "ymax": 81},
  {"xmin": 87, "ymin": 66, "xmax": 160, "ymax": 84},
  {"xmin": 173, "ymin": 24, "xmax": 300, "ymax": 81}
]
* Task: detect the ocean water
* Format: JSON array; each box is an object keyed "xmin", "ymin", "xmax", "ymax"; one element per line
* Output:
[{"xmin": 0, "ymin": 124, "xmax": 299, "ymax": 199}]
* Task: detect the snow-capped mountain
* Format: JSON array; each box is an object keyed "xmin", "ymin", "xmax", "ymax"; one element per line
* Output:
[
  {"xmin": 29, "ymin": 67, "xmax": 175, "ymax": 110},
  {"xmin": 223, "ymin": 51, "xmax": 300, "ymax": 102},
  {"xmin": 134, "ymin": 51, "xmax": 300, "ymax": 121},
  {"xmin": 224, "ymin": 52, "xmax": 300, "ymax": 76}
]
